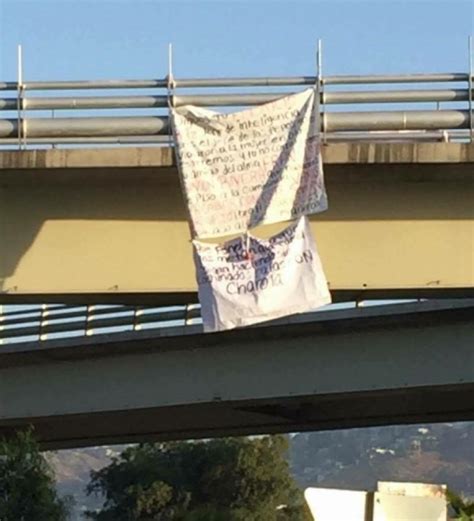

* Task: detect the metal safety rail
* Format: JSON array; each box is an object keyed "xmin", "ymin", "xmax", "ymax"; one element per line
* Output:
[
  {"xmin": 1, "ymin": 299, "xmax": 471, "ymax": 346},
  {"xmin": 0, "ymin": 303, "xmax": 203, "ymax": 344},
  {"xmin": 0, "ymin": 40, "xmax": 473, "ymax": 148}
]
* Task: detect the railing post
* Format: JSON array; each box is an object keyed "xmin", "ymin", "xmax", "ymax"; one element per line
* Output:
[
  {"xmin": 184, "ymin": 303, "xmax": 200, "ymax": 326},
  {"xmin": 133, "ymin": 307, "xmax": 142, "ymax": 331},
  {"xmin": 17, "ymin": 44, "xmax": 24, "ymax": 150},
  {"xmin": 0, "ymin": 305, "xmax": 3, "ymax": 346},
  {"xmin": 51, "ymin": 109, "xmax": 56, "ymax": 149},
  {"xmin": 39, "ymin": 304, "xmax": 48, "ymax": 341},
  {"xmin": 469, "ymin": 36, "xmax": 473, "ymax": 143},
  {"xmin": 317, "ymin": 39, "xmax": 325, "ymax": 145},
  {"xmin": 167, "ymin": 42, "xmax": 175, "ymax": 146},
  {"xmin": 85, "ymin": 305, "xmax": 94, "ymax": 336}
]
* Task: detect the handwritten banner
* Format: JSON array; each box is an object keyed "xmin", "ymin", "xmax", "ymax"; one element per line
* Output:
[
  {"xmin": 193, "ymin": 217, "xmax": 331, "ymax": 332},
  {"xmin": 172, "ymin": 89, "xmax": 327, "ymax": 239}
]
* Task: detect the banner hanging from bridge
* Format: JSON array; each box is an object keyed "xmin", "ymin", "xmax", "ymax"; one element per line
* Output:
[
  {"xmin": 172, "ymin": 88, "xmax": 327, "ymax": 239},
  {"xmin": 193, "ymin": 217, "xmax": 331, "ymax": 332}
]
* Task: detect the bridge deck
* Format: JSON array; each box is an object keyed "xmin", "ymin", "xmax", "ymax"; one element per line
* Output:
[{"xmin": 0, "ymin": 300, "xmax": 473, "ymax": 449}]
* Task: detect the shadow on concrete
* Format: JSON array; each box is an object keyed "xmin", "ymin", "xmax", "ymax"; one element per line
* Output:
[{"xmin": 1, "ymin": 162, "xmax": 473, "ymax": 297}]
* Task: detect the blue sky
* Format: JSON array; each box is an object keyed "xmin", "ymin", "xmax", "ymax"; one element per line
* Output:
[{"xmin": 0, "ymin": 0, "xmax": 473, "ymax": 82}]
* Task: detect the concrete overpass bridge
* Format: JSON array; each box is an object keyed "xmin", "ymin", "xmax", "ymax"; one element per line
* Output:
[
  {"xmin": 1, "ymin": 68, "xmax": 473, "ymax": 303},
  {"xmin": 0, "ymin": 68, "xmax": 473, "ymax": 448},
  {"xmin": 0, "ymin": 299, "xmax": 473, "ymax": 449}
]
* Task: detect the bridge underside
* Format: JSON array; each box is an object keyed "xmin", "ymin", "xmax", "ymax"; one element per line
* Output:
[
  {"xmin": 1, "ymin": 143, "xmax": 473, "ymax": 304},
  {"xmin": 0, "ymin": 301, "xmax": 472, "ymax": 449},
  {"xmin": 2, "ymin": 385, "xmax": 472, "ymax": 451}
]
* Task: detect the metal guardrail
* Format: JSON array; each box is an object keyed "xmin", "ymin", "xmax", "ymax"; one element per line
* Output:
[
  {"xmin": 0, "ymin": 303, "xmax": 202, "ymax": 344},
  {"xmin": 1, "ymin": 299, "xmax": 472, "ymax": 346},
  {"xmin": 0, "ymin": 40, "xmax": 473, "ymax": 148}
]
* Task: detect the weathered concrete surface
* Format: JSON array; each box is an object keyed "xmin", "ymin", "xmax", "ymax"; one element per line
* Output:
[
  {"xmin": 0, "ymin": 145, "xmax": 174, "ymax": 171},
  {"xmin": 1, "ymin": 142, "xmax": 474, "ymax": 172},
  {"xmin": 1, "ymin": 143, "xmax": 473, "ymax": 303}
]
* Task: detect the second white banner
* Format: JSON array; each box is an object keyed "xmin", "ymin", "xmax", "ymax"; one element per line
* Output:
[{"xmin": 193, "ymin": 217, "xmax": 331, "ymax": 332}]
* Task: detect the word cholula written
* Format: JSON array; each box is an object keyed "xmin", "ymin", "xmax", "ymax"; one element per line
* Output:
[
  {"xmin": 172, "ymin": 88, "xmax": 327, "ymax": 239},
  {"xmin": 193, "ymin": 217, "xmax": 331, "ymax": 332}
]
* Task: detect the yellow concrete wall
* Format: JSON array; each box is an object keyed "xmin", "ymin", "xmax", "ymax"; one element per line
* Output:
[{"xmin": 1, "ymin": 162, "xmax": 473, "ymax": 300}]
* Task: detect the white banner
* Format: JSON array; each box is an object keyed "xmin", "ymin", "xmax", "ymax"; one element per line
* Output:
[
  {"xmin": 172, "ymin": 89, "xmax": 327, "ymax": 239},
  {"xmin": 193, "ymin": 217, "xmax": 331, "ymax": 332}
]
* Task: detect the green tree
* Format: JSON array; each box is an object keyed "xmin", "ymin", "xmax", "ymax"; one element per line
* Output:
[
  {"xmin": 86, "ymin": 435, "xmax": 311, "ymax": 521},
  {"xmin": 0, "ymin": 429, "xmax": 71, "ymax": 521},
  {"xmin": 447, "ymin": 489, "xmax": 474, "ymax": 521}
]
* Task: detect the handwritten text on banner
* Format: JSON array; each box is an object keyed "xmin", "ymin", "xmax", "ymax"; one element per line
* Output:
[
  {"xmin": 172, "ymin": 89, "xmax": 327, "ymax": 239},
  {"xmin": 193, "ymin": 217, "xmax": 331, "ymax": 332}
]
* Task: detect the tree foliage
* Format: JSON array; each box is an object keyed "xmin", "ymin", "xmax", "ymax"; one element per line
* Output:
[
  {"xmin": 86, "ymin": 435, "xmax": 311, "ymax": 521},
  {"xmin": 447, "ymin": 489, "xmax": 474, "ymax": 521},
  {"xmin": 0, "ymin": 429, "xmax": 71, "ymax": 521}
]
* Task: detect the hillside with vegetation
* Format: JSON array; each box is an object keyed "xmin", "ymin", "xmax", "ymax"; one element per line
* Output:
[
  {"xmin": 290, "ymin": 422, "xmax": 474, "ymax": 495},
  {"xmin": 49, "ymin": 422, "xmax": 474, "ymax": 520}
]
